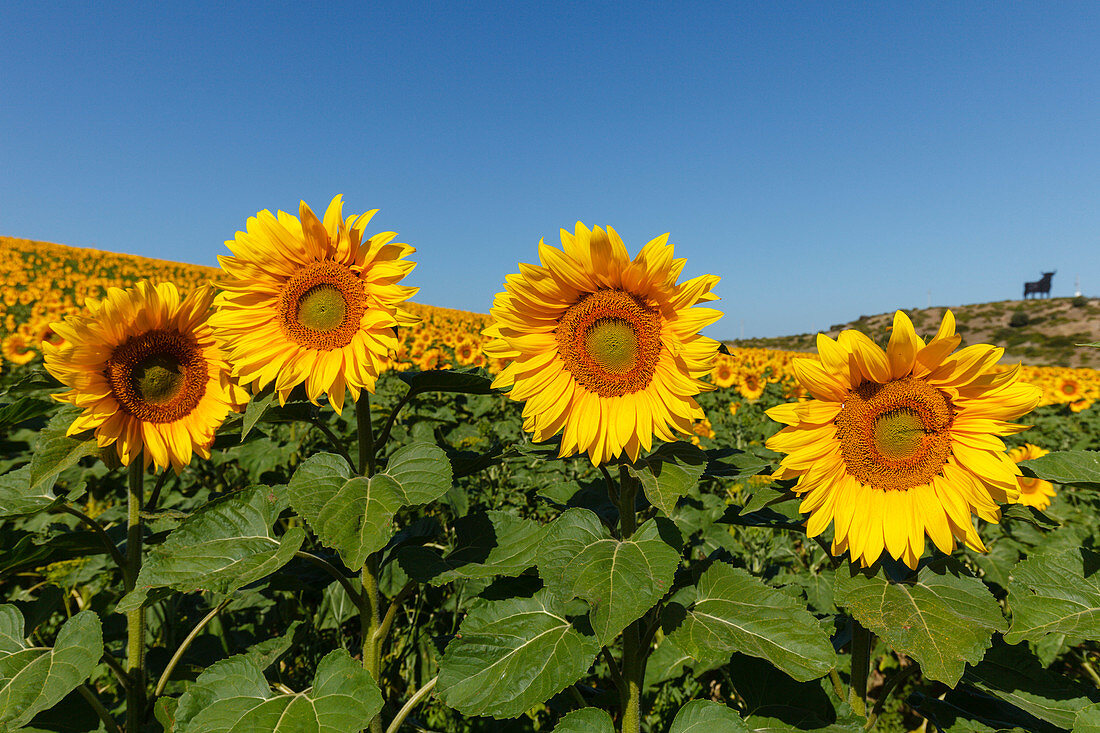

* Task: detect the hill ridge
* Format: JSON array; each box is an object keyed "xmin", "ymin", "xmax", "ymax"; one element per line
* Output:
[{"xmin": 730, "ymin": 299, "xmax": 1100, "ymax": 369}]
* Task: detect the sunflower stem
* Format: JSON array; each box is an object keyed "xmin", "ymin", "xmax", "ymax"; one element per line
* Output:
[
  {"xmin": 617, "ymin": 465, "xmax": 637, "ymax": 539},
  {"xmin": 849, "ymin": 619, "xmax": 872, "ymax": 718},
  {"xmin": 356, "ymin": 395, "xmax": 384, "ymax": 733},
  {"xmin": 125, "ymin": 460, "xmax": 146, "ymax": 733},
  {"xmin": 357, "ymin": 394, "xmax": 376, "ymax": 477},
  {"xmin": 613, "ymin": 464, "xmax": 647, "ymax": 733}
]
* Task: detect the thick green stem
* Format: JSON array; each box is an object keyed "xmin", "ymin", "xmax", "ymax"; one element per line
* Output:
[
  {"xmin": 617, "ymin": 465, "xmax": 637, "ymax": 539},
  {"xmin": 125, "ymin": 460, "xmax": 146, "ymax": 733},
  {"xmin": 849, "ymin": 619, "xmax": 872, "ymax": 717},
  {"xmin": 357, "ymin": 394, "xmax": 376, "ymax": 477},
  {"xmin": 356, "ymin": 396, "xmax": 383, "ymax": 733},
  {"xmin": 620, "ymin": 619, "xmax": 644, "ymax": 733},
  {"xmin": 362, "ymin": 555, "xmax": 383, "ymax": 733},
  {"xmin": 614, "ymin": 464, "xmax": 645, "ymax": 733}
]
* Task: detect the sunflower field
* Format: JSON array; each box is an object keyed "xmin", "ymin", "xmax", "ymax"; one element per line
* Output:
[{"xmin": 2, "ymin": 204, "xmax": 1100, "ymax": 733}]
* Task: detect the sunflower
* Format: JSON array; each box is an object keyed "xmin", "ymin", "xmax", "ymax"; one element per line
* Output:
[
  {"xmin": 418, "ymin": 347, "xmax": 446, "ymax": 371},
  {"xmin": 484, "ymin": 222, "xmax": 721, "ymax": 464},
  {"xmin": 211, "ymin": 196, "xmax": 419, "ymax": 413},
  {"xmin": 44, "ymin": 282, "xmax": 247, "ymax": 472},
  {"xmin": 711, "ymin": 356, "xmax": 737, "ymax": 389},
  {"xmin": 453, "ymin": 338, "xmax": 479, "ymax": 366},
  {"xmin": 1053, "ymin": 375, "xmax": 1081, "ymax": 402},
  {"xmin": 738, "ymin": 372, "xmax": 766, "ymax": 401},
  {"xmin": 765, "ymin": 311, "xmax": 1041, "ymax": 569},
  {"xmin": 2, "ymin": 333, "xmax": 37, "ymax": 365},
  {"xmin": 1008, "ymin": 443, "xmax": 1057, "ymax": 510}
]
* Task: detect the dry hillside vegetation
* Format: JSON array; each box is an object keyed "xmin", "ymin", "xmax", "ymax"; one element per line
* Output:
[{"xmin": 731, "ymin": 297, "xmax": 1100, "ymax": 369}]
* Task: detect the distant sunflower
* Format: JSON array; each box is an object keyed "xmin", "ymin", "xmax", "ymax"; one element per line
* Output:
[
  {"xmin": 766, "ymin": 311, "xmax": 1042, "ymax": 569},
  {"xmin": 712, "ymin": 357, "xmax": 737, "ymax": 389},
  {"xmin": 1053, "ymin": 375, "xmax": 1081, "ymax": 402},
  {"xmin": 453, "ymin": 339, "xmax": 479, "ymax": 366},
  {"xmin": 44, "ymin": 282, "xmax": 247, "ymax": 471},
  {"xmin": 738, "ymin": 372, "xmax": 766, "ymax": 401},
  {"xmin": 211, "ymin": 196, "xmax": 418, "ymax": 413},
  {"xmin": 2, "ymin": 333, "xmax": 36, "ymax": 365},
  {"xmin": 484, "ymin": 222, "xmax": 721, "ymax": 464},
  {"xmin": 1008, "ymin": 443, "xmax": 1057, "ymax": 510}
]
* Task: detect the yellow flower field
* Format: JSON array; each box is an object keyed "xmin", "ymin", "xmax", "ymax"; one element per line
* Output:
[{"xmin": 3, "ymin": 235, "xmax": 1099, "ymax": 413}]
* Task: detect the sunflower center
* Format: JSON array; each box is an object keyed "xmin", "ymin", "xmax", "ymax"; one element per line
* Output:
[
  {"xmin": 105, "ymin": 329, "xmax": 207, "ymax": 423},
  {"xmin": 298, "ymin": 284, "xmax": 347, "ymax": 331},
  {"xmin": 585, "ymin": 319, "xmax": 639, "ymax": 373},
  {"xmin": 133, "ymin": 356, "xmax": 185, "ymax": 404},
  {"xmin": 835, "ymin": 377, "xmax": 954, "ymax": 491},
  {"xmin": 278, "ymin": 261, "xmax": 366, "ymax": 350},
  {"xmin": 873, "ymin": 410, "xmax": 925, "ymax": 460},
  {"xmin": 555, "ymin": 290, "xmax": 662, "ymax": 398}
]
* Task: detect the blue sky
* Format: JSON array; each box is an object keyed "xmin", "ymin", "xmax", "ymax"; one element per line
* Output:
[{"xmin": 2, "ymin": 2, "xmax": 1098, "ymax": 339}]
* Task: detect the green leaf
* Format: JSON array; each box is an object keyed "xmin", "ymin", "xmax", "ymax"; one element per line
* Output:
[
  {"xmin": 553, "ymin": 708, "xmax": 615, "ymax": 732},
  {"xmin": 740, "ymin": 487, "xmax": 793, "ymax": 516},
  {"xmin": 118, "ymin": 485, "xmax": 306, "ymax": 612},
  {"xmin": 397, "ymin": 368, "xmax": 494, "ymax": 395},
  {"xmin": 834, "ymin": 565, "xmax": 1007, "ymax": 686},
  {"xmin": 244, "ymin": 621, "xmax": 303, "ymax": 671},
  {"xmin": 966, "ymin": 640, "xmax": 1097, "ymax": 730},
  {"xmin": 28, "ymin": 409, "xmax": 97, "ymax": 491},
  {"xmin": 669, "ymin": 699, "xmax": 750, "ymax": 732},
  {"xmin": 0, "ymin": 607, "xmax": 103, "ymax": 730},
  {"xmin": 287, "ymin": 445, "xmax": 453, "ymax": 571},
  {"xmin": 1000, "ymin": 503, "xmax": 1060, "ymax": 530},
  {"xmin": 1074, "ymin": 703, "xmax": 1100, "ymax": 732},
  {"xmin": 0, "ymin": 466, "xmax": 63, "ymax": 518},
  {"xmin": 539, "ymin": 508, "xmax": 681, "ymax": 646},
  {"xmin": 399, "ymin": 511, "xmax": 546, "ymax": 585},
  {"xmin": 383, "ymin": 442, "xmax": 453, "ymax": 505},
  {"xmin": 1005, "ymin": 547, "xmax": 1100, "ymax": 645},
  {"xmin": 155, "ymin": 696, "xmax": 179, "ymax": 733},
  {"xmin": 438, "ymin": 589, "xmax": 600, "ymax": 719},
  {"xmin": 240, "ymin": 385, "xmax": 276, "ymax": 441},
  {"xmin": 173, "ymin": 648, "xmax": 383, "ymax": 733},
  {"xmin": 0, "ymin": 398, "xmax": 55, "ymax": 430},
  {"xmin": 628, "ymin": 442, "xmax": 707, "ymax": 516},
  {"xmin": 1021, "ymin": 450, "xmax": 1100, "ymax": 489},
  {"xmin": 286, "ymin": 453, "xmax": 405, "ymax": 571},
  {"xmin": 666, "ymin": 562, "xmax": 836, "ymax": 682}
]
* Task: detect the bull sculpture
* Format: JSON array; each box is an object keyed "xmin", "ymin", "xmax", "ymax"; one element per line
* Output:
[{"xmin": 1023, "ymin": 271, "xmax": 1055, "ymax": 299}]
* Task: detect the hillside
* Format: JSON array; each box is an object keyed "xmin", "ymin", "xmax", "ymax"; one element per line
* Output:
[{"xmin": 729, "ymin": 297, "xmax": 1100, "ymax": 369}]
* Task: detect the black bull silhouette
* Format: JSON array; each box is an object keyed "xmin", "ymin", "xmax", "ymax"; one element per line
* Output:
[{"xmin": 1024, "ymin": 271, "xmax": 1055, "ymax": 299}]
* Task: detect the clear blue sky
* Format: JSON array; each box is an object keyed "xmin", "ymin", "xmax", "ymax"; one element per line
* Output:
[{"xmin": 2, "ymin": 2, "xmax": 1098, "ymax": 339}]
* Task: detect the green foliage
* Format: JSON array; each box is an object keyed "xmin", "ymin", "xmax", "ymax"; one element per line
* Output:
[
  {"xmin": 437, "ymin": 589, "xmax": 600, "ymax": 719},
  {"xmin": 540, "ymin": 509, "xmax": 682, "ymax": 645},
  {"xmin": 835, "ymin": 565, "xmax": 1006, "ymax": 686},
  {"xmin": 118, "ymin": 484, "xmax": 306, "ymax": 611},
  {"xmin": 0, "ymin": 607, "xmax": 103, "ymax": 730},
  {"xmin": 285, "ymin": 442, "xmax": 452, "ymax": 570},
  {"xmin": 170, "ymin": 649, "xmax": 382, "ymax": 733},
  {"xmin": 4, "ymin": 357, "xmax": 1100, "ymax": 733},
  {"xmin": 668, "ymin": 699, "xmax": 749, "ymax": 732},
  {"xmin": 665, "ymin": 562, "xmax": 837, "ymax": 681}
]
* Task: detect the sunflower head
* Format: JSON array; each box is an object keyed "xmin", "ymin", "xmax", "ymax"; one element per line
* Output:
[
  {"xmin": 211, "ymin": 196, "xmax": 419, "ymax": 413},
  {"xmin": 44, "ymin": 281, "xmax": 247, "ymax": 472},
  {"xmin": 766, "ymin": 310, "xmax": 1042, "ymax": 569},
  {"xmin": 484, "ymin": 222, "xmax": 722, "ymax": 465}
]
